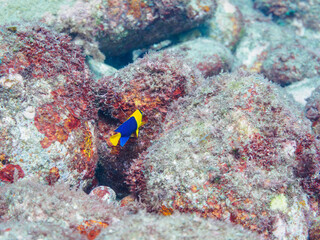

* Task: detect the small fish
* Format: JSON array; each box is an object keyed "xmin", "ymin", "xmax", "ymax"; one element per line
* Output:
[
  {"xmin": 110, "ymin": 109, "xmax": 144, "ymax": 147},
  {"xmin": 7, "ymin": 26, "xmax": 17, "ymax": 33}
]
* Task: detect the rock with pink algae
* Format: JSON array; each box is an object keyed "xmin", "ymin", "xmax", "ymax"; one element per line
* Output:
[
  {"xmin": 234, "ymin": 13, "xmax": 320, "ymax": 87},
  {"xmin": 167, "ymin": 38, "xmax": 233, "ymax": 78},
  {"xmin": 89, "ymin": 186, "xmax": 117, "ymax": 204},
  {"xmin": 260, "ymin": 39, "xmax": 320, "ymax": 86},
  {"xmin": 234, "ymin": 19, "xmax": 297, "ymax": 72},
  {"xmin": 45, "ymin": 0, "xmax": 216, "ymax": 59},
  {"xmin": 305, "ymin": 85, "xmax": 320, "ymax": 135},
  {"xmin": 96, "ymin": 210, "xmax": 262, "ymax": 240},
  {"xmin": 0, "ymin": 23, "xmax": 98, "ymax": 190},
  {"xmin": 96, "ymin": 50, "xmax": 205, "ymax": 197},
  {"xmin": 0, "ymin": 178, "xmax": 125, "ymax": 240},
  {"xmin": 253, "ymin": 0, "xmax": 320, "ymax": 31},
  {"xmin": 310, "ymin": 216, "xmax": 320, "ymax": 240},
  {"xmin": 0, "ymin": 221, "xmax": 86, "ymax": 240},
  {"xmin": 126, "ymin": 71, "xmax": 318, "ymax": 239}
]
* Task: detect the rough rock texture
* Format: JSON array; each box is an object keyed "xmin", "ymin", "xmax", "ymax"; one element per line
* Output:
[
  {"xmin": 285, "ymin": 77, "xmax": 320, "ymax": 106},
  {"xmin": 310, "ymin": 216, "xmax": 320, "ymax": 240},
  {"xmin": 253, "ymin": 0, "xmax": 320, "ymax": 31},
  {"xmin": 0, "ymin": 179, "xmax": 262, "ymax": 240},
  {"xmin": 0, "ymin": 179, "xmax": 125, "ymax": 240},
  {"xmin": 96, "ymin": 50, "xmax": 205, "ymax": 196},
  {"xmin": 0, "ymin": 0, "xmax": 76, "ymax": 25},
  {"xmin": 234, "ymin": 11, "xmax": 320, "ymax": 87},
  {"xmin": 253, "ymin": 0, "xmax": 299, "ymax": 20},
  {"xmin": 97, "ymin": 211, "xmax": 262, "ymax": 240},
  {"xmin": 0, "ymin": 221, "xmax": 86, "ymax": 240},
  {"xmin": 167, "ymin": 38, "xmax": 233, "ymax": 78},
  {"xmin": 45, "ymin": 0, "xmax": 216, "ymax": 59},
  {"xmin": 234, "ymin": 20, "xmax": 295, "ymax": 72},
  {"xmin": 204, "ymin": 0, "xmax": 244, "ymax": 51},
  {"xmin": 260, "ymin": 39, "xmax": 320, "ymax": 86},
  {"xmin": 127, "ymin": 71, "xmax": 317, "ymax": 239},
  {"xmin": 305, "ymin": 86, "xmax": 320, "ymax": 135},
  {"xmin": 0, "ymin": 23, "xmax": 98, "ymax": 189}
]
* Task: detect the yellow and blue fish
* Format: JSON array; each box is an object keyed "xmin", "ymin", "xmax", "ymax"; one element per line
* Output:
[{"xmin": 110, "ymin": 109, "xmax": 144, "ymax": 147}]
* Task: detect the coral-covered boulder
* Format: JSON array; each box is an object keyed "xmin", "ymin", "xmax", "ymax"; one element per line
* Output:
[
  {"xmin": 235, "ymin": 21, "xmax": 294, "ymax": 72},
  {"xmin": 0, "ymin": 23, "xmax": 98, "ymax": 189},
  {"xmin": 305, "ymin": 85, "xmax": 320, "ymax": 135},
  {"xmin": 0, "ymin": 179, "xmax": 125, "ymax": 240},
  {"xmin": 97, "ymin": 210, "xmax": 262, "ymax": 239},
  {"xmin": 205, "ymin": 0, "xmax": 244, "ymax": 51},
  {"xmin": 235, "ymin": 18, "xmax": 320, "ymax": 87},
  {"xmin": 127, "ymin": 71, "xmax": 318, "ymax": 238},
  {"xmin": 260, "ymin": 40, "xmax": 320, "ymax": 86},
  {"xmin": 253, "ymin": 0, "xmax": 320, "ymax": 31},
  {"xmin": 96, "ymin": 51, "xmax": 205, "ymax": 196},
  {"xmin": 253, "ymin": 0, "xmax": 299, "ymax": 20},
  {"xmin": 45, "ymin": 0, "xmax": 216, "ymax": 59},
  {"xmin": 167, "ymin": 38, "xmax": 233, "ymax": 78}
]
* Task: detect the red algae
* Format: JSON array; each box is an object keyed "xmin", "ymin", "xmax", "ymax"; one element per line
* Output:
[
  {"xmin": 126, "ymin": 71, "xmax": 313, "ymax": 238},
  {"xmin": 0, "ymin": 23, "xmax": 98, "ymax": 189},
  {"xmin": 96, "ymin": 50, "xmax": 204, "ymax": 196},
  {"xmin": 0, "ymin": 164, "xmax": 25, "ymax": 183},
  {"xmin": 76, "ymin": 220, "xmax": 109, "ymax": 240}
]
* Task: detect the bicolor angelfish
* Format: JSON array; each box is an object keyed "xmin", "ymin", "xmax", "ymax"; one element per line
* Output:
[{"xmin": 110, "ymin": 109, "xmax": 144, "ymax": 147}]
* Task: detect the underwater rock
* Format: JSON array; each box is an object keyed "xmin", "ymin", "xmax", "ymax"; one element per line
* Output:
[
  {"xmin": 96, "ymin": 50, "xmax": 205, "ymax": 197},
  {"xmin": 305, "ymin": 85, "xmax": 320, "ymax": 135},
  {"xmin": 97, "ymin": 210, "xmax": 262, "ymax": 239},
  {"xmin": 253, "ymin": 0, "xmax": 320, "ymax": 31},
  {"xmin": 0, "ymin": 221, "xmax": 86, "ymax": 240},
  {"xmin": 253, "ymin": 0, "xmax": 299, "ymax": 20},
  {"xmin": 284, "ymin": 77, "xmax": 320, "ymax": 106},
  {"xmin": 260, "ymin": 39, "xmax": 320, "ymax": 86},
  {"xmin": 127, "ymin": 71, "xmax": 317, "ymax": 239},
  {"xmin": 45, "ymin": 0, "xmax": 216, "ymax": 59},
  {"xmin": 86, "ymin": 57, "xmax": 117, "ymax": 79},
  {"xmin": 0, "ymin": 178, "xmax": 124, "ymax": 240},
  {"xmin": 235, "ymin": 19, "xmax": 320, "ymax": 86},
  {"xmin": 310, "ymin": 216, "xmax": 320, "ymax": 240},
  {"xmin": 205, "ymin": 0, "xmax": 244, "ymax": 51},
  {"xmin": 0, "ymin": 0, "xmax": 74, "ymax": 26},
  {"xmin": 234, "ymin": 20, "xmax": 295, "ymax": 71},
  {"xmin": 0, "ymin": 23, "xmax": 98, "ymax": 189},
  {"xmin": 167, "ymin": 38, "xmax": 233, "ymax": 78}
]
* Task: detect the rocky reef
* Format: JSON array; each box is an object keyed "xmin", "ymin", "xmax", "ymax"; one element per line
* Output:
[{"xmin": 1, "ymin": 0, "xmax": 320, "ymax": 239}]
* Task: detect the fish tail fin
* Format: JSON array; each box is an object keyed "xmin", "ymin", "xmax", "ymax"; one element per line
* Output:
[
  {"xmin": 120, "ymin": 136, "xmax": 130, "ymax": 147},
  {"xmin": 110, "ymin": 133, "xmax": 121, "ymax": 146}
]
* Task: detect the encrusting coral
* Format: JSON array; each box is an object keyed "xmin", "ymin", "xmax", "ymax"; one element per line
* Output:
[
  {"xmin": 0, "ymin": 178, "xmax": 262, "ymax": 239},
  {"xmin": 0, "ymin": 22, "xmax": 98, "ymax": 189},
  {"xmin": 96, "ymin": 50, "xmax": 205, "ymax": 196},
  {"xmin": 44, "ymin": 0, "xmax": 216, "ymax": 60},
  {"xmin": 0, "ymin": 178, "xmax": 125, "ymax": 240},
  {"xmin": 126, "ymin": 71, "xmax": 318, "ymax": 239}
]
